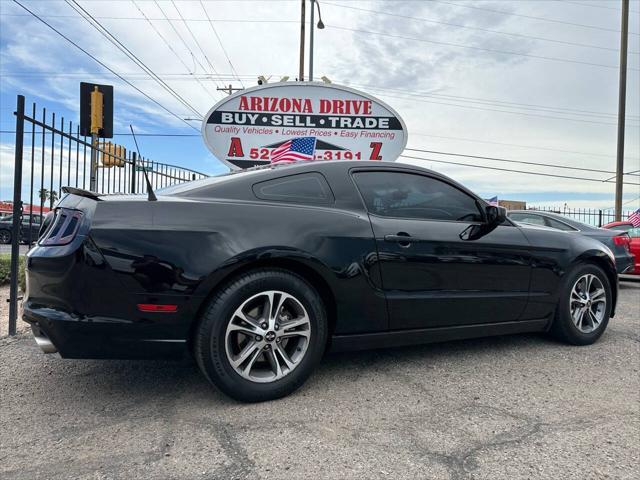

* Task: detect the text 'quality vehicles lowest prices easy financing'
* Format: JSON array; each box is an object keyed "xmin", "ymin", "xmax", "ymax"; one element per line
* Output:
[{"xmin": 24, "ymin": 161, "xmax": 618, "ymax": 402}]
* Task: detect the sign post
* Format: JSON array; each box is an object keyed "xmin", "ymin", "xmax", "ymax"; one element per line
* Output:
[
  {"xmin": 202, "ymin": 82, "xmax": 407, "ymax": 169},
  {"xmin": 80, "ymin": 82, "xmax": 113, "ymax": 191},
  {"xmin": 89, "ymin": 87, "xmax": 102, "ymax": 191}
]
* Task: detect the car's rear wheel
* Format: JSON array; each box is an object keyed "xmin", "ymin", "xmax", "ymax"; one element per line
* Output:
[
  {"xmin": 194, "ymin": 269, "xmax": 327, "ymax": 402},
  {"xmin": 551, "ymin": 263, "xmax": 612, "ymax": 345},
  {"xmin": 0, "ymin": 229, "xmax": 11, "ymax": 244}
]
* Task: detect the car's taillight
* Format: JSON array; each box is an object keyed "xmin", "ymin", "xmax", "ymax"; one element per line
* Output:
[
  {"xmin": 38, "ymin": 211, "xmax": 55, "ymax": 239},
  {"xmin": 613, "ymin": 234, "xmax": 631, "ymax": 250},
  {"xmin": 39, "ymin": 208, "xmax": 83, "ymax": 246}
]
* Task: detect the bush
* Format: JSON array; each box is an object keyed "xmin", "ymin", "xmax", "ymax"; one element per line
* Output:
[{"xmin": 0, "ymin": 254, "xmax": 26, "ymax": 291}]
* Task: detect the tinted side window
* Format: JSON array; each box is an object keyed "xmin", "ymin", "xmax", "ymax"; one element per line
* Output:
[
  {"xmin": 510, "ymin": 213, "xmax": 546, "ymax": 226},
  {"xmin": 353, "ymin": 171, "xmax": 482, "ymax": 222},
  {"xmin": 21, "ymin": 215, "xmax": 41, "ymax": 224},
  {"xmin": 544, "ymin": 217, "xmax": 576, "ymax": 231},
  {"xmin": 253, "ymin": 173, "xmax": 333, "ymax": 205}
]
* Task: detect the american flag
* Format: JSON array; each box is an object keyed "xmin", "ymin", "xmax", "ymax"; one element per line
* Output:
[
  {"xmin": 270, "ymin": 137, "xmax": 317, "ymax": 163},
  {"xmin": 485, "ymin": 196, "xmax": 499, "ymax": 206},
  {"xmin": 629, "ymin": 208, "xmax": 640, "ymax": 227}
]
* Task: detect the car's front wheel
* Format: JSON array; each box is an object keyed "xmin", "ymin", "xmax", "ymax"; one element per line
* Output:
[
  {"xmin": 194, "ymin": 269, "xmax": 327, "ymax": 402},
  {"xmin": 551, "ymin": 263, "xmax": 612, "ymax": 345}
]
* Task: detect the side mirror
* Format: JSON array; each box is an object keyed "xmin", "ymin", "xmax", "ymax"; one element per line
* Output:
[{"xmin": 485, "ymin": 205, "xmax": 507, "ymax": 225}]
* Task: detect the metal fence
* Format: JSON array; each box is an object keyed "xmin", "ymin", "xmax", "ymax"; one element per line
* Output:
[
  {"xmin": 5, "ymin": 95, "xmax": 209, "ymax": 335},
  {"xmin": 526, "ymin": 206, "xmax": 635, "ymax": 227}
]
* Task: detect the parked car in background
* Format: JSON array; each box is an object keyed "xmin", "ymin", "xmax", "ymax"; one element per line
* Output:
[
  {"xmin": 602, "ymin": 221, "xmax": 639, "ymax": 276},
  {"xmin": 24, "ymin": 161, "xmax": 619, "ymax": 402},
  {"xmin": 508, "ymin": 210, "xmax": 634, "ymax": 274},
  {"xmin": 0, "ymin": 214, "xmax": 42, "ymax": 244}
]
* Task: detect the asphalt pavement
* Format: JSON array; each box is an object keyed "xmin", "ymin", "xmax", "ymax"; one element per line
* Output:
[{"xmin": 1, "ymin": 282, "xmax": 638, "ymax": 480}]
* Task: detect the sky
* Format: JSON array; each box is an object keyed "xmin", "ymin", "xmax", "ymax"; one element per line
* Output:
[{"xmin": 0, "ymin": 0, "xmax": 639, "ymax": 211}]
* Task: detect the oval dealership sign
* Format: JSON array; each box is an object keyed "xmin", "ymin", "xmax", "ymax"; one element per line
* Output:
[{"xmin": 202, "ymin": 82, "xmax": 408, "ymax": 169}]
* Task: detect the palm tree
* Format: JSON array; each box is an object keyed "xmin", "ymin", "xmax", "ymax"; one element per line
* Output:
[
  {"xmin": 48, "ymin": 190, "xmax": 58, "ymax": 208},
  {"xmin": 38, "ymin": 188, "xmax": 49, "ymax": 204}
]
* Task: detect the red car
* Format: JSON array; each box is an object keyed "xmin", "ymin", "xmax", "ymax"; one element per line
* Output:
[{"xmin": 603, "ymin": 221, "xmax": 640, "ymax": 275}]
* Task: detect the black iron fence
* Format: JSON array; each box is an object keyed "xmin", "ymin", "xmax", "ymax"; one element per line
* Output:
[
  {"xmin": 5, "ymin": 95, "xmax": 208, "ymax": 335},
  {"xmin": 526, "ymin": 206, "xmax": 635, "ymax": 227}
]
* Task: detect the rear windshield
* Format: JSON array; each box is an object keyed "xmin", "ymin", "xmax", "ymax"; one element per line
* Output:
[{"xmin": 157, "ymin": 163, "xmax": 298, "ymax": 196}]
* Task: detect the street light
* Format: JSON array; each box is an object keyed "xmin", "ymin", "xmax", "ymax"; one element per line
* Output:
[{"xmin": 309, "ymin": 0, "xmax": 324, "ymax": 81}]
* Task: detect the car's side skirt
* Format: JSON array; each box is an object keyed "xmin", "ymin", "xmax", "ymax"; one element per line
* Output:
[{"xmin": 329, "ymin": 318, "xmax": 551, "ymax": 353}]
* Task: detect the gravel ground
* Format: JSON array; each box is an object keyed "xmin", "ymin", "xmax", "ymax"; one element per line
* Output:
[
  {"xmin": 0, "ymin": 285, "xmax": 29, "ymax": 337},
  {"xmin": 0, "ymin": 282, "xmax": 638, "ymax": 480}
]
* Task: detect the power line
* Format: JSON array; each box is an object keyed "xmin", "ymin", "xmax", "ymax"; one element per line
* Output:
[
  {"xmin": 327, "ymin": 25, "xmax": 639, "ymax": 71},
  {"xmin": 66, "ymin": 0, "xmax": 204, "ymax": 118},
  {"xmin": 131, "ymin": 0, "xmax": 216, "ymax": 101},
  {"xmin": 400, "ymin": 154, "xmax": 640, "ymax": 186},
  {"xmin": 170, "ymin": 0, "xmax": 223, "ymax": 88},
  {"xmin": 404, "ymin": 147, "xmax": 640, "ymax": 176},
  {"xmin": 0, "ymin": 71, "xmax": 262, "ymax": 79},
  {"xmin": 349, "ymin": 83, "xmax": 640, "ymax": 123},
  {"xmin": 199, "ymin": 0, "xmax": 245, "ymax": 88},
  {"xmin": 1, "ymin": 125, "xmax": 638, "ymax": 164},
  {"xmin": 432, "ymin": 0, "xmax": 640, "ymax": 35},
  {"xmin": 153, "ymin": 0, "xmax": 220, "ymax": 90},
  {"xmin": 0, "ymin": 130, "xmax": 201, "ymax": 137},
  {"xmin": 410, "ymin": 131, "xmax": 640, "ymax": 161},
  {"xmin": 0, "ymin": 12, "xmax": 300, "ymax": 24},
  {"xmin": 11, "ymin": 0, "xmax": 198, "ymax": 132},
  {"xmin": 323, "ymin": 1, "xmax": 639, "ymax": 55},
  {"xmin": 561, "ymin": 1, "xmax": 640, "ymax": 15},
  {"xmin": 365, "ymin": 89, "xmax": 635, "ymax": 127}
]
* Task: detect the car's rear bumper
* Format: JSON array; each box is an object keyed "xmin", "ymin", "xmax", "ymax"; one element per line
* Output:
[
  {"xmin": 22, "ymin": 302, "xmax": 188, "ymax": 359},
  {"xmin": 23, "ymin": 237, "xmax": 197, "ymax": 359}
]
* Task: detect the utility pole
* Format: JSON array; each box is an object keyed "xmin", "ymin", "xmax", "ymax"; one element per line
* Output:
[
  {"xmin": 299, "ymin": 0, "xmax": 305, "ymax": 81},
  {"xmin": 216, "ymin": 84, "xmax": 243, "ymax": 95},
  {"xmin": 614, "ymin": 0, "xmax": 629, "ymax": 221}
]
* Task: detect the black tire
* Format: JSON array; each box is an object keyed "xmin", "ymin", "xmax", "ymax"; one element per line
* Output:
[
  {"xmin": 551, "ymin": 262, "xmax": 612, "ymax": 345},
  {"xmin": 194, "ymin": 269, "xmax": 328, "ymax": 402},
  {"xmin": 0, "ymin": 229, "xmax": 11, "ymax": 244}
]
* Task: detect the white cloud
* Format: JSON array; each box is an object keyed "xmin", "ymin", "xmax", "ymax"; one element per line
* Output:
[{"xmin": 0, "ymin": 0, "xmax": 639, "ymax": 207}]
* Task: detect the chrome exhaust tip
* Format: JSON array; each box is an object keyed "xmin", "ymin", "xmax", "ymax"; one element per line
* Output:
[{"xmin": 31, "ymin": 326, "xmax": 58, "ymax": 354}]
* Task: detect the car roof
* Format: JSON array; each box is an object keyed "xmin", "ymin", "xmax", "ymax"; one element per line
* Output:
[{"xmin": 158, "ymin": 160, "xmax": 450, "ymax": 197}]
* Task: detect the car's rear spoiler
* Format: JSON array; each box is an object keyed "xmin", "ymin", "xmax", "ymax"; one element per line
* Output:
[{"xmin": 61, "ymin": 186, "xmax": 102, "ymax": 201}]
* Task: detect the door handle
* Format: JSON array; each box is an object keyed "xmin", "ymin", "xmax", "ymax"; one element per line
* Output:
[{"xmin": 384, "ymin": 232, "xmax": 413, "ymax": 247}]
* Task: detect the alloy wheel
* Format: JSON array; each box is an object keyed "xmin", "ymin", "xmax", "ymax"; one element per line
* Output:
[
  {"xmin": 569, "ymin": 274, "xmax": 607, "ymax": 334},
  {"xmin": 224, "ymin": 290, "xmax": 311, "ymax": 383},
  {"xmin": 0, "ymin": 230, "xmax": 10, "ymax": 244}
]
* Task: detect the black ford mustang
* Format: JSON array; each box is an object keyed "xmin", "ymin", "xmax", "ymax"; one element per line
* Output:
[{"xmin": 24, "ymin": 161, "xmax": 617, "ymax": 401}]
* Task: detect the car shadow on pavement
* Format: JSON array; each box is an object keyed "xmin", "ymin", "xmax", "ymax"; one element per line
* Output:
[
  {"xmin": 26, "ymin": 280, "xmax": 638, "ymax": 405},
  {"xmin": 45, "ymin": 331, "xmax": 555, "ymax": 405}
]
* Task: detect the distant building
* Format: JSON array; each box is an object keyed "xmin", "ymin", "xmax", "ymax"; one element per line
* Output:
[
  {"xmin": 0, "ymin": 201, "xmax": 51, "ymax": 218},
  {"xmin": 499, "ymin": 200, "xmax": 526, "ymax": 211}
]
